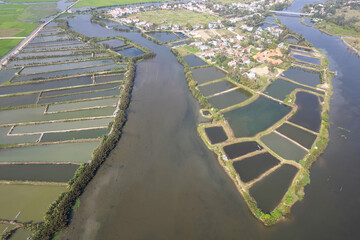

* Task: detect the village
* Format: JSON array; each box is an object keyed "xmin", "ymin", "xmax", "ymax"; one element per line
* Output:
[{"xmin": 104, "ymin": 0, "xmax": 294, "ymax": 87}]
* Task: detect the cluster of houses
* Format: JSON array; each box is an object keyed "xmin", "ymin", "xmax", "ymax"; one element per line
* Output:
[
  {"xmin": 188, "ymin": 26, "xmax": 285, "ymax": 69},
  {"xmin": 253, "ymin": 48, "xmax": 284, "ymax": 65}
]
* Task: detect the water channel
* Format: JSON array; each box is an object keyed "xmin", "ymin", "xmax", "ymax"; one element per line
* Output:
[{"xmin": 63, "ymin": 0, "xmax": 360, "ymax": 238}]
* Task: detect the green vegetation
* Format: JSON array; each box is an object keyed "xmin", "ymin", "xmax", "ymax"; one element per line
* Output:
[
  {"xmin": 4, "ymin": 0, "xmax": 58, "ymax": 3},
  {"xmin": 171, "ymin": 48, "xmax": 211, "ymax": 109},
  {"xmin": 0, "ymin": 5, "xmax": 38, "ymax": 37},
  {"xmin": 175, "ymin": 45, "xmax": 200, "ymax": 56},
  {"xmin": 316, "ymin": 21, "xmax": 360, "ymax": 37},
  {"xmin": 131, "ymin": 9, "xmax": 220, "ymax": 26},
  {"xmin": 75, "ymin": 0, "xmax": 162, "ymax": 8},
  {"xmin": 0, "ymin": 39, "xmax": 22, "ymax": 58},
  {"xmin": 0, "ymin": 183, "xmax": 66, "ymax": 222}
]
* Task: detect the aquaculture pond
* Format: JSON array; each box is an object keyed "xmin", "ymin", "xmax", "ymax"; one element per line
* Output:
[
  {"xmin": 183, "ymin": 54, "xmax": 207, "ymax": 67},
  {"xmin": 11, "ymin": 118, "xmax": 112, "ymax": 134},
  {"xmin": 117, "ymin": 47, "xmax": 144, "ymax": 57},
  {"xmin": 276, "ymin": 123, "xmax": 317, "ymax": 149},
  {"xmin": 0, "ymin": 68, "xmax": 20, "ymax": 85},
  {"xmin": 191, "ymin": 66, "xmax": 226, "ymax": 84},
  {"xmin": 0, "ymin": 142, "xmax": 99, "ymax": 163},
  {"xmin": 19, "ymin": 59, "xmax": 114, "ymax": 75},
  {"xmin": 223, "ymin": 141, "xmax": 262, "ymax": 160},
  {"xmin": 291, "ymin": 54, "xmax": 321, "ymax": 65},
  {"xmin": 7, "ymin": 54, "xmax": 104, "ymax": 67},
  {"xmin": 38, "ymin": 88, "xmax": 119, "ymax": 104},
  {"xmin": 41, "ymin": 82, "xmax": 121, "ymax": 97},
  {"xmin": 264, "ymin": 78, "xmax": 323, "ymax": 101},
  {"xmin": 148, "ymin": 32, "xmax": 179, "ymax": 42},
  {"xmin": 249, "ymin": 164, "xmax": 298, "ymax": 213},
  {"xmin": 95, "ymin": 73, "xmax": 124, "ymax": 83},
  {"xmin": 12, "ymin": 63, "xmax": 124, "ymax": 82},
  {"xmin": 233, "ymin": 152, "xmax": 280, "ymax": 183},
  {"xmin": 289, "ymin": 45, "xmax": 314, "ymax": 52},
  {"xmin": 8, "ymin": 229, "xmax": 32, "ymax": 240},
  {"xmin": 99, "ymin": 39, "xmax": 125, "ymax": 48},
  {"xmin": 204, "ymin": 126, "xmax": 228, "ymax": 144},
  {"xmin": 175, "ymin": 32, "xmax": 188, "ymax": 39},
  {"xmin": 289, "ymin": 91, "xmax": 322, "ymax": 132},
  {"xmin": 224, "ymin": 96, "xmax": 291, "ymax": 138},
  {"xmin": 282, "ymin": 66, "xmax": 322, "ymax": 87},
  {"xmin": 47, "ymin": 98, "xmax": 118, "ymax": 112},
  {"xmin": 207, "ymin": 89, "xmax": 252, "ymax": 110},
  {"xmin": 0, "ymin": 107, "xmax": 115, "ymax": 125},
  {"xmin": 41, "ymin": 128, "xmax": 108, "ymax": 142},
  {"xmin": 0, "ymin": 127, "xmax": 40, "ymax": 145},
  {"xmin": 26, "ymin": 40, "xmax": 81, "ymax": 48},
  {"xmin": 198, "ymin": 80, "xmax": 237, "ymax": 97},
  {"xmin": 0, "ymin": 164, "xmax": 79, "ymax": 182},
  {"xmin": 2, "ymin": 76, "xmax": 93, "ymax": 94},
  {"xmin": 261, "ymin": 132, "xmax": 307, "ymax": 162},
  {"xmin": 0, "ymin": 93, "xmax": 38, "ymax": 108},
  {"xmin": 0, "ymin": 184, "xmax": 67, "ymax": 222},
  {"xmin": 172, "ymin": 41, "xmax": 187, "ymax": 47}
]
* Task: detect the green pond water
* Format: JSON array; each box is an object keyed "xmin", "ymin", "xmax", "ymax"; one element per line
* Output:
[
  {"xmin": 47, "ymin": 98, "xmax": 118, "ymax": 112},
  {"xmin": 0, "ymin": 107, "xmax": 115, "ymax": 125},
  {"xmin": 276, "ymin": 123, "xmax": 317, "ymax": 149},
  {"xmin": 0, "ymin": 184, "xmax": 67, "ymax": 222},
  {"xmin": 207, "ymin": 88, "xmax": 252, "ymax": 110},
  {"xmin": 282, "ymin": 66, "xmax": 321, "ymax": 87},
  {"xmin": 191, "ymin": 66, "xmax": 226, "ymax": 84},
  {"xmin": 0, "ymin": 164, "xmax": 79, "ymax": 182},
  {"xmin": 11, "ymin": 118, "xmax": 112, "ymax": 134},
  {"xmin": 261, "ymin": 132, "xmax": 307, "ymax": 162},
  {"xmin": 41, "ymin": 82, "xmax": 121, "ymax": 98},
  {"xmin": 0, "ymin": 142, "xmax": 99, "ymax": 163},
  {"xmin": 264, "ymin": 78, "xmax": 323, "ymax": 101},
  {"xmin": 0, "ymin": 127, "xmax": 39, "ymax": 145},
  {"xmin": 38, "ymin": 88, "xmax": 120, "ymax": 104},
  {"xmin": 224, "ymin": 96, "xmax": 291, "ymax": 138},
  {"xmin": 41, "ymin": 128, "xmax": 108, "ymax": 142},
  {"xmin": 198, "ymin": 80, "xmax": 237, "ymax": 97}
]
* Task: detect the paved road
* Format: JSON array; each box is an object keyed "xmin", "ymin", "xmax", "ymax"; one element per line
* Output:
[{"xmin": 0, "ymin": 0, "xmax": 80, "ymax": 67}]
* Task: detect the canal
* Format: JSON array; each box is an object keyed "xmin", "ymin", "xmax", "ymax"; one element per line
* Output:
[{"xmin": 63, "ymin": 0, "xmax": 360, "ymax": 239}]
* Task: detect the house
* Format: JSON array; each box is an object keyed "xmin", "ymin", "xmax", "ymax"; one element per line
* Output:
[{"xmin": 203, "ymin": 50, "xmax": 215, "ymax": 57}]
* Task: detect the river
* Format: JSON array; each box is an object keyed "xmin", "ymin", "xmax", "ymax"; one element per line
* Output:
[{"xmin": 63, "ymin": 0, "xmax": 360, "ymax": 239}]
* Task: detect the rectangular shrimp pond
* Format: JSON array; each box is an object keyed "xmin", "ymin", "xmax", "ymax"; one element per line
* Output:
[
  {"xmin": 199, "ymin": 80, "xmax": 238, "ymax": 97},
  {"xmin": 0, "ymin": 184, "xmax": 67, "ymax": 222},
  {"xmin": 249, "ymin": 164, "xmax": 299, "ymax": 213},
  {"xmin": 233, "ymin": 152, "xmax": 280, "ymax": 183}
]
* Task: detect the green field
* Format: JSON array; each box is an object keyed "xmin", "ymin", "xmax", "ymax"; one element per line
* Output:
[
  {"xmin": 132, "ymin": 9, "xmax": 220, "ymax": 26},
  {"xmin": 75, "ymin": 0, "xmax": 162, "ymax": 8},
  {"xmin": 4, "ymin": 0, "xmax": 59, "ymax": 3},
  {"xmin": 0, "ymin": 183, "xmax": 66, "ymax": 222},
  {"xmin": 0, "ymin": 39, "xmax": 22, "ymax": 58},
  {"xmin": 0, "ymin": 3, "xmax": 58, "ymax": 37}
]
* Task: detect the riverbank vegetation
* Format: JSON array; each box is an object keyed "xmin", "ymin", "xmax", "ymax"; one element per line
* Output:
[{"xmin": 302, "ymin": 0, "xmax": 360, "ymax": 51}]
